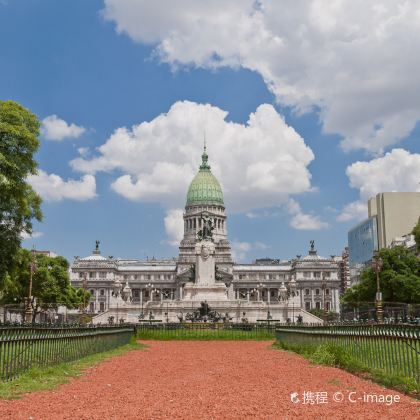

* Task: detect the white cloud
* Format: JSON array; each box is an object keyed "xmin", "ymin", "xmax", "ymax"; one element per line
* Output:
[
  {"xmin": 231, "ymin": 241, "xmax": 252, "ymax": 262},
  {"xmin": 337, "ymin": 200, "xmax": 367, "ymax": 222},
  {"xmin": 339, "ymin": 149, "xmax": 420, "ymax": 221},
  {"xmin": 71, "ymin": 100, "xmax": 314, "ymax": 212},
  {"xmin": 346, "ymin": 149, "xmax": 420, "ymax": 200},
  {"xmin": 287, "ymin": 198, "xmax": 329, "ymax": 230},
  {"xmin": 28, "ymin": 170, "xmax": 96, "ymax": 202},
  {"xmin": 21, "ymin": 231, "xmax": 44, "ymax": 240},
  {"xmin": 231, "ymin": 240, "xmax": 270, "ymax": 262},
  {"xmin": 103, "ymin": 0, "xmax": 420, "ymax": 153},
  {"xmin": 41, "ymin": 115, "xmax": 85, "ymax": 141},
  {"xmin": 163, "ymin": 209, "xmax": 184, "ymax": 246}
]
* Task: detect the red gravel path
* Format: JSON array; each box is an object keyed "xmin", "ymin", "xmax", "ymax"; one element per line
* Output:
[{"xmin": 0, "ymin": 340, "xmax": 418, "ymax": 419}]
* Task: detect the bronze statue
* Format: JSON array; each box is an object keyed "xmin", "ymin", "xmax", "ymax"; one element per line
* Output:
[{"xmin": 197, "ymin": 213, "xmax": 214, "ymax": 241}]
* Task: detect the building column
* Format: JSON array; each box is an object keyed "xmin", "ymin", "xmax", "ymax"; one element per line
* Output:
[
  {"xmin": 267, "ymin": 288, "xmax": 270, "ymax": 303},
  {"xmin": 140, "ymin": 289, "xmax": 143, "ymax": 305},
  {"xmin": 179, "ymin": 285, "xmax": 183, "ymax": 300},
  {"xmin": 160, "ymin": 289, "xmax": 163, "ymax": 301},
  {"xmin": 247, "ymin": 289, "xmax": 250, "ymax": 302}
]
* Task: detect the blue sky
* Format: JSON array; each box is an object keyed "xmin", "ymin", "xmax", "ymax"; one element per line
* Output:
[{"xmin": 2, "ymin": 0, "xmax": 420, "ymax": 262}]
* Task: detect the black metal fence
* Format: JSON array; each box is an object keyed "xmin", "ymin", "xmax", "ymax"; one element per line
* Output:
[
  {"xmin": 137, "ymin": 322, "xmax": 277, "ymax": 340},
  {"xmin": 276, "ymin": 324, "xmax": 420, "ymax": 385},
  {"xmin": 0, "ymin": 324, "xmax": 134, "ymax": 381}
]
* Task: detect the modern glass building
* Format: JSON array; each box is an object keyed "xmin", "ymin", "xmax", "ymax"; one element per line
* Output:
[{"xmin": 348, "ymin": 216, "xmax": 378, "ymax": 266}]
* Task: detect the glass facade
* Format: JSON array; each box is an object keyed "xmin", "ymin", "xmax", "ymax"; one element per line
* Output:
[{"xmin": 348, "ymin": 217, "xmax": 378, "ymax": 266}]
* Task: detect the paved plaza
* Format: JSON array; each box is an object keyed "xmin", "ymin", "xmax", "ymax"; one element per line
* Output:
[{"xmin": 0, "ymin": 341, "xmax": 418, "ymax": 419}]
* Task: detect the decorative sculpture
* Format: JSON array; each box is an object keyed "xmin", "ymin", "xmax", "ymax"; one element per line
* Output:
[{"xmin": 197, "ymin": 213, "xmax": 214, "ymax": 242}]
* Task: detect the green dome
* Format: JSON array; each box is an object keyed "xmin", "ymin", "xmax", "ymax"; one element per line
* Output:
[{"xmin": 186, "ymin": 148, "xmax": 224, "ymax": 206}]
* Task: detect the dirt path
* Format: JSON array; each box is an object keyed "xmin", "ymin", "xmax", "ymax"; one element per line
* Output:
[{"xmin": 0, "ymin": 341, "xmax": 418, "ymax": 419}]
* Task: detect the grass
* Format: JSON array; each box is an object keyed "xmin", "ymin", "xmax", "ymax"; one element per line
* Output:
[
  {"xmin": 0, "ymin": 337, "xmax": 144, "ymax": 400},
  {"xmin": 272, "ymin": 340, "xmax": 419, "ymax": 397},
  {"xmin": 137, "ymin": 328, "xmax": 276, "ymax": 341}
]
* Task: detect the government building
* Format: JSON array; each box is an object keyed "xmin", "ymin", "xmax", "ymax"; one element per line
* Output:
[{"xmin": 70, "ymin": 147, "xmax": 340, "ymax": 323}]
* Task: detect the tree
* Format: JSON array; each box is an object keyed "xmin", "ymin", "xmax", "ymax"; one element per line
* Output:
[
  {"xmin": 412, "ymin": 218, "xmax": 420, "ymax": 254},
  {"xmin": 342, "ymin": 246, "xmax": 420, "ymax": 306},
  {"xmin": 1, "ymin": 249, "xmax": 90, "ymax": 322},
  {"xmin": 0, "ymin": 101, "xmax": 42, "ymax": 288}
]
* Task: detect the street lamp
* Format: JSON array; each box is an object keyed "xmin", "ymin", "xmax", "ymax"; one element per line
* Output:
[
  {"xmin": 25, "ymin": 247, "xmax": 36, "ymax": 323},
  {"xmin": 372, "ymin": 251, "xmax": 384, "ymax": 323}
]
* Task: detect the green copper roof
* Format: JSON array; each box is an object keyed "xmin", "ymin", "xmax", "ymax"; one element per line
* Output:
[{"xmin": 186, "ymin": 147, "xmax": 224, "ymax": 206}]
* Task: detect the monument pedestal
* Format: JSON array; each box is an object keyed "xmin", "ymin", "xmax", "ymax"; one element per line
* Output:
[{"xmin": 183, "ymin": 239, "xmax": 228, "ymax": 301}]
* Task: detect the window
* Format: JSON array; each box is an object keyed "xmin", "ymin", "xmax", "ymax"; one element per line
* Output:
[
  {"xmin": 326, "ymin": 289, "xmax": 330, "ymax": 295},
  {"xmin": 305, "ymin": 289, "xmax": 310, "ymax": 295},
  {"xmin": 239, "ymin": 274, "xmax": 245, "ymax": 280},
  {"xmin": 323, "ymin": 272, "xmax": 331, "ymax": 278},
  {"xmin": 124, "ymin": 275, "xmax": 128, "ymax": 280},
  {"xmin": 89, "ymin": 272, "xmax": 95, "ymax": 279},
  {"xmin": 134, "ymin": 275, "xmax": 138, "ymax": 280},
  {"xmin": 100, "ymin": 289, "xmax": 105, "ymax": 296},
  {"xmin": 99, "ymin": 271, "xmax": 106, "ymax": 279},
  {"xmin": 305, "ymin": 302, "xmax": 311, "ymax": 310},
  {"xmin": 79, "ymin": 272, "xmax": 84, "ymax": 279},
  {"xmin": 89, "ymin": 302, "xmax": 94, "ymax": 312},
  {"xmin": 99, "ymin": 302, "xmax": 105, "ymax": 312},
  {"xmin": 89, "ymin": 289, "xmax": 95, "ymax": 296},
  {"xmin": 133, "ymin": 290, "xmax": 139, "ymax": 298},
  {"xmin": 315, "ymin": 289, "xmax": 320, "ymax": 295},
  {"xmin": 271, "ymin": 290, "xmax": 275, "ymax": 297},
  {"xmin": 303, "ymin": 272, "xmax": 311, "ymax": 278},
  {"xmin": 316, "ymin": 302, "xmax": 321, "ymax": 309},
  {"xmin": 313, "ymin": 272, "xmax": 321, "ymax": 278},
  {"xmin": 326, "ymin": 302, "xmax": 331, "ymax": 311}
]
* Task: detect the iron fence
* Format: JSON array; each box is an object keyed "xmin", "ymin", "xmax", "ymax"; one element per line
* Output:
[
  {"xmin": 0, "ymin": 324, "xmax": 134, "ymax": 381},
  {"xmin": 276, "ymin": 324, "xmax": 420, "ymax": 385},
  {"xmin": 136, "ymin": 322, "xmax": 277, "ymax": 340}
]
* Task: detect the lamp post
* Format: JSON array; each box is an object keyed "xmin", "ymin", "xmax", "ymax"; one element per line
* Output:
[
  {"xmin": 25, "ymin": 247, "xmax": 36, "ymax": 323},
  {"xmin": 372, "ymin": 251, "xmax": 384, "ymax": 323}
]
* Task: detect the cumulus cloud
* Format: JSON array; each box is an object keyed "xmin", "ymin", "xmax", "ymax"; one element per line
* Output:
[
  {"xmin": 28, "ymin": 170, "xmax": 96, "ymax": 202},
  {"xmin": 41, "ymin": 115, "xmax": 85, "ymax": 141},
  {"xmin": 103, "ymin": 0, "xmax": 420, "ymax": 153},
  {"xmin": 231, "ymin": 240, "xmax": 269, "ymax": 262},
  {"xmin": 287, "ymin": 199, "xmax": 329, "ymax": 230},
  {"xmin": 71, "ymin": 100, "xmax": 314, "ymax": 212},
  {"xmin": 163, "ymin": 209, "xmax": 184, "ymax": 246},
  {"xmin": 21, "ymin": 231, "xmax": 44, "ymax": 240},
  {"xmin": 338, "ymin": 149, "xmax": 420, "ymax": 221},
  {"xmin": 336, "ymin": 200, "xmax": 367, "ymax": 222}
]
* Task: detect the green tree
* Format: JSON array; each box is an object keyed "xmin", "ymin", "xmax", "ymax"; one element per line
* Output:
[
  {"xmin": 412, "ymin": 218, "xmax": 420, "ymax": 254},
  {"xmin": 0, "ymin": 101, "xmax": 42, "ymax": 288},
  {"xmin": 342, "ymin": 246, "xmax": 420, "ymax": 305},
  {"xmin": 1, "ymin": 249, "xmax": 90, "ymax": 322}
]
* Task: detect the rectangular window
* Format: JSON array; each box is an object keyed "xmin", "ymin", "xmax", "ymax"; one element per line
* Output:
[
  {"xmin": 303, "ymin": 272, "xmax": 311, "ymax": 278},
  {"xmin": 326, "ymin": 302, "xmax": 331, "ymax": 311},
  {"xmin": 89, "ymin": 272, "xmax": 95, "ymax": 279},
  {"xmin": 99, "ymin": 272, "xmax": 106, "ymax": 278},
  {"xmin": 315, "ymin": 289, "xmax": 320, "ymax": 295},
  {"xmin": 100, "ymin": 289, "xmax": 105, "ymax": 296},
  {"xmin": 313, "ymin": 272, "xmax": 321, "ymax": 278},
  {"xmin": 305, "ymin": 289, "xmax": 310, "ymax": 295},
  {"xmin": 89, "ymin": 302, "xmax": 94, "ymax": 312},
  {"xmin": 305, "ymin": 301, "xmax": 311, "ymax": 310},
  {"xmin": 323, "ymin": 272, "xmax": 331, "ymax": 278},
  {"xmin": 316, "ymin": 302, "xmax": 321, "ymax": 309},
  {"xmin": 99, "ymin": 302, "xmax": 105, "ymax": 312},
  {"xmin": 326, "ymin": 289, "xmax": 330, "ymax": 295}
]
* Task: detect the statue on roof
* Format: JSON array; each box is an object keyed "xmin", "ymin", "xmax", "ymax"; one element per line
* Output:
[
  {"xmin": 95, "ymin": 240, "xmax": 100, "ymax": 250},
  {"xmin": 310, "ymin": 240, "xmax": 315, "ymax": 251}
]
